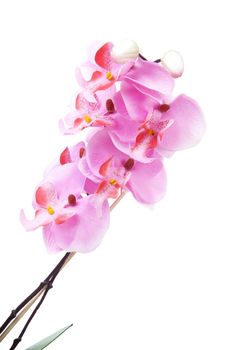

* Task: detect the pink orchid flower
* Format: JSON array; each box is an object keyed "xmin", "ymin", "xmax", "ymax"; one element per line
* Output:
[
  {"xmin": 59, "ymin": 87, "xmax": 116, "ymax": 135},
  {"xmin": 42, "ymin": 196, "xmax": 110, "ymax": 253},
  {"xmin": 84, "ymin": 130, "xmax": 167, "ymax": 205},
  {"xmin": 20, "ymin": 162, "xmax": 110, "ymax": 253},
  {"xmin": 108, "ymin": 85, "xmax": 205, "ymax": 163},
  {"xmin": 75, "ymin": 42, "xmax": 134, "ymax": 102},
  {"xmin": 20, "ymin": 163, "xmax": 85, "ymax": 230}
]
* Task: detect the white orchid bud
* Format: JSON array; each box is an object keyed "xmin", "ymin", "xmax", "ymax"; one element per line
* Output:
[
  {"xmin": 161, "ymin": 50, "xmax": 184, "ymax": 78},
  {"xmin": 111, "ymin": 40, "xmax": 139, "ymax": 64}
]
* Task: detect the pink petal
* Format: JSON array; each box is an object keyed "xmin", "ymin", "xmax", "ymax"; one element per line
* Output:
[
  {"xmin": 78, "ymin": 62, "xmax": 99, "ymax": 81},
  {"xmin": 45, "ymin": 163, "xmax": 85, "ymax": 201},
  {"xmin": 95, "ymin": 42, "xmax": 113, "ymax": 70},
  {"xmin": 87, "ymin": 41, "xmax": 105, "ymax": 64},
  {"xmin": 75, "ymin": 91, "xmax": 99, "ymax": 111},
  {"xmin": 127, "ymin": 159, "xmax": 167, "ymax": 204},
  {"xmin": 110, "ymin": 113, "xmax": 139, "ymax": 143},
  {"xmin": 120, "ymin": 82, "xmax": 159, "ymax": 122},
  {"xmin": 95, "ymin": 85, "xmax": 116, "ymax": 111},
  {"xmin": 86, "ymin": 130, "xmax": 125, "ymax": 177},
  {"xmin": 20, "ymin": 205, "xmax": 77, "ymax": 231},
  {"xmin": 159, "ymin": 94, "xmax": 205, "ymax": 152},
  {"xmin": 20, "ymin": 208, "xmax": 53, "ymax": 231},
  {"xmin": 87, "ymin": 71, "xmax": 115, "ymax": 95},
  {"xmin": 68, "ymin": 142, "xmax": 86, "ymax": 163},
  {"xmin": 75, "ymin": 65, "xmax": 103, "ymax": 89},
  {"xmin": 43, "ymin": 224, "xmax": 63, "ymax": 253},
  {"xmin": 123, "ymin": 58, "xmax": 174, "ymax": 97},
  {"xmin": 99, "ymin": 157, "xmax": 113, "ymax": 176},
  {"xmin": 79, "ymin": 156, "xmax": 100, "ymax": 183},
  {"xmin": 35, "ymin": 182, "xmax": 57, "ymax": 207},
  {"xmin": 60, "ymin": 147, "xmax": 72, "ymax": 165},
  {"xmin": 84, "ymin": 178, "xmax": 99, "ymax": 194}
]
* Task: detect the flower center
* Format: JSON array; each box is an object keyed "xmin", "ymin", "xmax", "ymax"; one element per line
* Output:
[
  {"xmin": 109, "ymin": 178, "xmax": 117, "ymax": 185},
  {"xmin": 106, "ymin": 71, "xmax": 113, "ymax": 80},
  {"xmin": 106, "ymin": 99, "xmax": 115, "ymax": 113},
  {"xmin": 47, "ymin": 206, "xmax": 55, "ymax": 215},
  {"xmin": 83, "ymin": 115, "xmax": 92, "ymax": 123},
  {"xmin": 158, "ymin": 104, "xmax": 170, "ymax": 113},
  {"xmin": 68, "ymin": 194, "xmax": 77, "ymax": 206},
  {"xmin": 148, "ymin": 129, "xmax": 155, "ymax": 136}
]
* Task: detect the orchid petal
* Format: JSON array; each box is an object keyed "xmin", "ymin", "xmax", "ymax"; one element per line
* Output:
[
  {"xmin": 45, "ymin": 163, "xmax": 85, "ymax": 201},
  {"xmin": 127, "ymin": 160, "xmax": 167, "ymax": 204},
  {"xmin": 159, "ymin": 94, "xmax": 205, "ymax": 152},
  {"xmin": 86, "ymin": 130, "xmax": 126, "ymax": 177},
  {"xmin": 95, "ymin": 42, "xmax": 113, "ymax": 70},
  {"xmin": 44, "ymin": 197, "xmax": 110, "ymax": 253},
  {"xmin": 124, "ymin": 58, "xmax": 174, "ymax": 96},
  {"xmin": 35, "ymin": 182, "xmax": 57, "ymax": 207},
  {"xmin": 20, "ymin": 209, "xmax": 54, "ymax": 231},
  {"xmin": 120, "ymin": 82, "xmax": 159, "ymax": 122}
]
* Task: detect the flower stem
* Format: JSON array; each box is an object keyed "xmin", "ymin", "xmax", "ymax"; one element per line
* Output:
[
  {"xmin": 139, "ymin": 53, "xmax": 161, "ymax": 63},
  {"xmin": 0, "ymin": 252, "xmax": 71, "ymax": 337},
  {"xmin": 9, "ymin": 253, "xmax": 71, "ymax": 350}
]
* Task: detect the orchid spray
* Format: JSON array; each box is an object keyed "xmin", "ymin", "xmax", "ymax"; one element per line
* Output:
[{"xmin": 0, "ymin": 40, "xmax": 205, "ymax": 349}]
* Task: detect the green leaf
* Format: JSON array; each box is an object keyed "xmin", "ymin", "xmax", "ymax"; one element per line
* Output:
[{"xmin": 24, "ymin": 324, "xmax": 73, "ymax": 350}]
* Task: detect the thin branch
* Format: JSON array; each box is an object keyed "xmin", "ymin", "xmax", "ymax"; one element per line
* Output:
[
  {"xmin": 0, "ymin": 252, "xmax": 76, "ymax": 343},
  {"xmin": 139, "ymin": 53, "xmax": 161, "ymax": 63},
  {"xmin": 9, "ymin": 253, "xmax": 70, "ymax": 350},
  {"xmin": 0, "ymin": 252, "xmax": 71, "ymax": 336},
  {"xmin": 0, "ymin": 290, "xmax": 44, "ymax": 343}
]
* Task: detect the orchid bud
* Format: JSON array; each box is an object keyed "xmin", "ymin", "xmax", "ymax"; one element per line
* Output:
[
  {"xmin": 161, "ymin": 50, "xmax": 184, "ymax": 78},
  {"xmin": 111, "ymin": 40, "xmax": 139, "ymax": 64}
]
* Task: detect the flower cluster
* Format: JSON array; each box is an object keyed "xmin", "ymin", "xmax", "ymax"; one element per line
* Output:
[{"xmin": 21, "ymin": 40, "xmax": 205, "ymax": 253}]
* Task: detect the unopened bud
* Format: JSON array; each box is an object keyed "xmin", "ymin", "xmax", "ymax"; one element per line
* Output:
[
  {"xmin": 161, "ymin": 50, "xmax": 184, "ymax": 78},
  {"xmin": 111, "ymin": 40, "xmax": 139, "ymax": 64}
]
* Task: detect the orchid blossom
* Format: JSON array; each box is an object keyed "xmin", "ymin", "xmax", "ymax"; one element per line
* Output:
[
  {"xmin": 21, "ymin": 162, "xmax": 110, "ymax": 253},
  {"xmin": 108, "ymin": 84, "xmax": 205, "ymax": 163},
  {"xmin": 21, "ymin": 40, "xmax": 205, "ymax": 253}
]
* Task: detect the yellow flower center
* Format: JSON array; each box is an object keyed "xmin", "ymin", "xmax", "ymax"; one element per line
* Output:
[
  {"xmin": 109, "ymin": 178, "xmax": 117, "ymax": 186},
  {"xmin": 106, "ymin": 71, "xmax": 113, "ymax": 80},
  {"xmin": 148, "ymin": 129, "xmax": 155, "ymax": 136},
  {"xmin": 83, "ymin": 115, "xmax": 92, "ymax": 123},
  {"xmin": 47, "ymin": 206, "xmax": 55, "ymax": 215}
]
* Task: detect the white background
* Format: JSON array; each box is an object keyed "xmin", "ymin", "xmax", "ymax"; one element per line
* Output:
[{"xmin": 0, "ymin": 0, "xmax": 232, "ymax": 349}]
